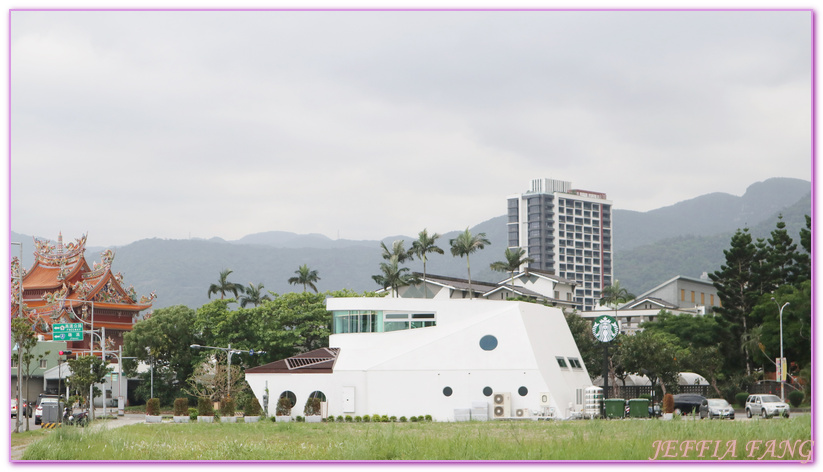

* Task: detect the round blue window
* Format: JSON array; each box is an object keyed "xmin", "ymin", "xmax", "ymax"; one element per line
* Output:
[
  {"xmin": 479, "ymin": 335, "xmax": 498, "ymax": 351},
  {"xmin": 443, "ymin": 387, "xmax": 453, "ymax": 397}
]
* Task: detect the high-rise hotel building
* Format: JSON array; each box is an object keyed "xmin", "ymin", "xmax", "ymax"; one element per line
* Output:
[{"xmin": 507, "ymin": 178, "xmax": 613, "ymax": 311}]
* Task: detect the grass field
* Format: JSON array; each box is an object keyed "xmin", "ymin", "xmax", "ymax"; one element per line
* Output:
[{"xmin": 21, "ymin": 415, "xmax": 812, "ymax": 462}]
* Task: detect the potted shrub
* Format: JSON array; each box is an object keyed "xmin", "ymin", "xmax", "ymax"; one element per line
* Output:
[
  {"xmin": 244, "ymin": 396, "xmax": 263, "ymax": 423},
  {"xmin": 304, "ymin": 397, "xmax": 322, "ymax": 423},
  {"xmin": 173, "ymin": 398, "xmax": 190, "ymax": 423},
  {"xmin": 275, "ymin": 396, "xmax": 292, "ymax": 422},
  {"xmin": 788, "ymin": 390, "xmax": 805, "ymax": 408},
  {"xmin": 662, "ymin": 393, "xmax": 674, "ymax": 420},
  {"xmin": 197, "ymin": 397, "xmax": 214, "ymax": 423},
  {"xmin": 220, "ymin": 397, "xmax": 237, "ymax": 423},
  {"xmin": 145, "ymin": 398, "xmax": 162, "ymax": 423}
]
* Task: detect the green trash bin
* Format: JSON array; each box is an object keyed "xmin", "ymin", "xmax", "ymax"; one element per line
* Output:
[
  {"xmin": 604, "ymin": 399, "xmax": 625, "ymax": 418},
  {"xmin": 628, "ymin": 398, "xmax": 650, "ymax": 418}
]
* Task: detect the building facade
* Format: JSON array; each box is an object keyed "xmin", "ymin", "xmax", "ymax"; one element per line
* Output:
[
  {"xmin": 508, "ymin": 178, "xmax": 613, "ymax": 311},
  {"xmin": 246, "ymin": 297, "xmax": 593, "ymax": 422}
]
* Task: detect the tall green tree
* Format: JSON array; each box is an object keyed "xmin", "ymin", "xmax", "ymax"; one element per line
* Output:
[
  {"xmin": 207, "ymin": 269, "xmax": 244, "ymax": 300},
  {"xmin": 123, "ymin": 305, "xmax": 200, "ymax": 404},
  {"xmin": 766, "ymin": 214, "xmax": 801, "ymax": 287},
  {"xmin": 708, "ymin": 228, "xmax": 760, "ymax": 376},
  {"xmin": 449, "ymin": 228, "xmax": 491, "ymax": 299},
  {"xmin": 490, "ymin": 247, "xmax": 534, "ymax": 290},
  {"xmin": 380, "ymin": 240, "xmax": 413, "ymax": 264},
  {"xmin": 239, "ymin": 282, "xmax": 271, "ymax": 308},
  {"xmin": 372, "ymin": 259, "xmax": 418, "ymax": 297},
  {"xmin": 409, "ymin": 229, "xmax": 444, "ymax": 298},
  {"xmin": 65, "ymin": 355, "xmax": 110, "ymax": 418},
  {"xmin": 288, "ymin": 264, "xmax": 321, "ymax": 293},
  {"xmin": 795, "ymin": 215, "xmax": 811, "ymax": 283},
  {"xmin": 11, "ymin": 317, "xmax": 37, "ymax": 432},
  {"xmin": 599, "ymin": 280, "xmax": 634, "ymax": 309}
]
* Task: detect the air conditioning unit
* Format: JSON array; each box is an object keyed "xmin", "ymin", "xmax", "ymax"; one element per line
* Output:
[
  {"xmin": 515, "ymin": 408, "xmax": 530, "ymax": 418},
  {"xmin": 539, "ymin": 392, "xmax": 551, "ymax": 407},
  {"xmin": 493, "ymin": 392, "xmax": 511, "ymax": 418}
]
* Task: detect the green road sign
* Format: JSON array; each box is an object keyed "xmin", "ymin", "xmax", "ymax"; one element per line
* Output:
[{"xmin": 53, "ymin": 323, "xmax": 84, "ymax": 341}]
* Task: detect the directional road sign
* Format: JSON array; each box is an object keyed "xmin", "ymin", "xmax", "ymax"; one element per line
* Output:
[{"xmin": 53, "ymin": 323, "xmax": 84, "ymax": 341}]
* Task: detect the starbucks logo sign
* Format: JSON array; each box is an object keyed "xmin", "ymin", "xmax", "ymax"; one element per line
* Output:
[{"xmin": 592, "ymin": 315, "xmax": 619, "ymax": 343}]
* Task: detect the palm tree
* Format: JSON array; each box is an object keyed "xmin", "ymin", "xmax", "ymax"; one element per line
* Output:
[
  {"xmin": 380, "ymin": 240, "xmax": 413, "ymax": 264},
  {"xmin": 409, "ymin": 229, "xmax": 444, "ymax": 298},
  {"xmin": 449, "ymin": 228, "xmax": 491, "ymax": 299},
  {"xmin": 490, "ymin": 247, "xmax": 534, "ymax": 293},
  {"xmin": 239, "ymin": 282, "xmax": 271, "ymax": 308},
  {"xmin": 599, "ymin": 280, "xmax": 635, "ymax": 315},
  {"xmin": 207, "ymin": 269, "xmax": 244, "ymax": 300},
  {"xmin": 288, "ymin": 264, "xmax": 321, "ymax": 293},
  {"xmin": 372, "ymin": 259, "xmax": 418, "ymax": 297}
]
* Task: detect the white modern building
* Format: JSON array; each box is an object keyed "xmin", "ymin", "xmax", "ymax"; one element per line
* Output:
[
  {"xmin": 246, "ymin": 297, "xmax": 593, "ymax": 422},
  {"xmin": 507, "ymin": 178, "xmax": 613, "ymax": 312}
]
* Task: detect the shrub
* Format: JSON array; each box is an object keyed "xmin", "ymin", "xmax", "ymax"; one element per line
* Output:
[
  {"xmin": 380, "ymin": 415, "xmax": 389, "ymax": 422},
  {"xmin": 304, "ymin": 397, "xmax": 321, "ymax": 416},
  {"xmin": 735, "ymin": 392, "xmax": 749, "ymax": 408},
  {"xmin": 146, "ymin": 398, "xmax": 161, "ymax": 416},
  {"xmin": 188, "ymin": 407, "xmax": 198, "ymax": 420},
  {"xmin": 372, "ymin": 414, "xmax": 381, "ymax": 423},
  {"xmin": 788, "ymin": 390, "xmax": 805, "ymax": 407},
  {"xmin": 424, "ymin": 415, "xmax": 432, "ymax": 422},
  {"xmin": 173, "ymin": 398, "xmax": 189, "ymax": 417},
  {"xmin": 220, "ymin": 397, "xmax": 236, "ymax": 417},
  {"xmin": 362, "ymin": 415, "xmax": 370, "ymax": 423},
  {"xmin": 198, "ymin": 397, "xmax": 214, "ymax": 417},
  {"xmin": 399, "ymin": 416, "xmax": 407, "ymax": 422},
  {"xmin": 354, "ymin": 416, "xmax": 362, "ymax": 422},
  {"xmin": 389, "ymin": 416, "xmax": 397, "ymax": 422},
  {"xmin": 345, "ymin": 415, "xmax": 353, "ymax": 422},
  {"xmin": 276, "ymin": 396, "xmax": 292, "ymax": 416},
  {"xmin": 662, "ymin": 394, "xmax": 674, "ymax": 414},
  {"xmin": 410, "ymin": 416, "xmax": 418, "ymax": 423},
  {"xmin": 244, "ymin": 396, "xmax": 263, "ymax": 416},
  {"xmin": 296, "ymin": 416, "xmax": 304, "ymax": 422},
  {"xmin": 336, "ymin": 415, "xmax": 344, "ymax": 422}
]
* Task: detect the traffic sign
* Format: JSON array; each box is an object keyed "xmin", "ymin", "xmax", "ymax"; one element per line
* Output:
[{"xmin": 53, "ymin": 323, "xmax": 84, "ymax": 341}]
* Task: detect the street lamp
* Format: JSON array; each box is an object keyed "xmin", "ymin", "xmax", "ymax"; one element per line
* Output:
[
  {"xmin": 189, "ymin": 344, "xmax": 266, "ymax": 399},
  {"xmin": 771, "ymin": 297, "xmax": 789, "ymax": 402}
]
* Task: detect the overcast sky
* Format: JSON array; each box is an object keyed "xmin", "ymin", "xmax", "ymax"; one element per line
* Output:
[{"xmin": 10, "ymin": 9, "xmax": 812, "ymax": 247}]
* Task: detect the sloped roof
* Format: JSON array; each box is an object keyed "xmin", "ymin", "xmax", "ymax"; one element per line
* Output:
[
  {"xmin": 246, "ymin": 348, "xmax": 340, "ymax": 374},
  {"xmin": 620, "ymin": 297, "xmax": 678, "ymax": 310},
  {"xmin": 410, "ymin": 273, "xmax": 498, "ymax": 294}
]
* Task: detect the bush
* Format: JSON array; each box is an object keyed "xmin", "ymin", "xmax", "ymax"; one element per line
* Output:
[
  {"xmin": 276, "ymin": 396, "xmax": 292, "ymax": 416},
  {"xmin": 788, "ymin": 390, "xmax": 805, "ymax": 407},
  {"xmin": 345, "ymin": 415, "xmax": 353, "ymax": 422},
  {"xmin": 410, "ymin": 416, "xmax": 418, "ymax": 423},
  {"xmin": 372, "ymin": 414, "xmax": 381, "ymax": 423},
  {"xmin": 362, "ymin": 415, "xmax": 370, "ymax": 423},
  {"xmin": 424, "ymin": 415, "xmax": 432, "ymax": 422},
  {"xmin": 173, "ymin": 398, "xmax": 189, "ymax": 417},
  {"xmin": 220, "ymin": 397, "xmax": 235, "ymax": 417},
  {"xmin": 354, "ymin": 416, "xmax": 362, "ymax": 422},
  {"xmin": 197, "ymin": 397, "xmax": 214, "ymax": 417},
  {"xmin": 399, "ymin": 416, "xmax": 407, "ymax": 422},
  {"xmin": 304, "ymin": 397, "xmax": 321, "ymax": 416},
  {"xmin": 336, "ymin": 415, "xmax": 344, "ymax": 422},
  {"xmin": 244, "ymin": 396, "xmax": 263, "ymax": 416},
  {"xmin": 389, "ymin": 416, "xmax": 397, "ymax": 422},
  {"xmin": 188, "ymin": 407, "xmax": 198, "ymax": 420},
  {"xmin": 295, "ymin": 416, "xmax": 304, "ymax": 422},
  {"xmin": 662, "ymin": 394, "xmax": 674, "ymax": 414},
  {"xmin": 735, "ymin": 392, "xmax": 749, "ymax": 408},
  {"xmin": 146, "ymin": 398, "xmax": 161, "ymax": 416}
]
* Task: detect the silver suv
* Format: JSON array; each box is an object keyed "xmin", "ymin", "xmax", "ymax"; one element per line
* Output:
[{"xmin": 745, "ymin": 394, "xmax": 790, "ymax": 419}]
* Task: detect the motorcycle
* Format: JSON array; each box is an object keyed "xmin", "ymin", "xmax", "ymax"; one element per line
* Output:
[{"xmin": 63, "ymin": 407, "xmax": 89, "ymax": 426}]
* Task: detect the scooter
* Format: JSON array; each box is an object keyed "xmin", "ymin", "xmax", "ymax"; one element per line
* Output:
[{"xmin": 63, "ymin": 407, "xmax": 89, "ymax": 426}]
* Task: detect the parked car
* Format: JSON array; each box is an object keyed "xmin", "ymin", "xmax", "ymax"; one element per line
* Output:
[
  {"xmin": 699, "ymin": 398, "xmax": 735, "ymax": 420},
  {"xmin": 672, "ymin": 394, "xmax": 707, "ymax": 414},
  {"xmin": 745, "ymin": 394, "xmax": 790, "ymax": 419},
  {"xmin": 10, "ymin": 399, "xmax": 32, "ymax": 418}
]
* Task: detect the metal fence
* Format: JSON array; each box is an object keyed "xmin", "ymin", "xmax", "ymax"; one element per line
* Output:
[{"xmin": 603, "ymin": 384, "xmax": 714, "ymax": 400}]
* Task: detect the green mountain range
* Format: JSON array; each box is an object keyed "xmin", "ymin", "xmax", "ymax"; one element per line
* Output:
[{"xmin": 11, "ymin": 177, "xmax": 811, "ymax": 310}]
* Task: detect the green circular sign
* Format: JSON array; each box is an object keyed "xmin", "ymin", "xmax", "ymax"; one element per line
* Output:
[{"xmin": 592, "ymin": 315, "xmax": 619, "ymax": 343}]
